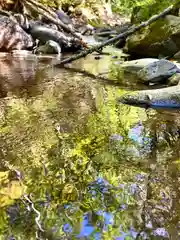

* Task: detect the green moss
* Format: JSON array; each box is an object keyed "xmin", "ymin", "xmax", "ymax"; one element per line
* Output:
[
  {"xmin": 126, "ymin": 15, "xmax": 180, "ymax": 53},
  {"xmin": 131, "ymin": 0, "xmax": 177, "ymax": 24}
]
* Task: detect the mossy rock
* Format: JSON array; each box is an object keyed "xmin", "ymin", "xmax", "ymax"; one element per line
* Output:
[
  {"xmin": 125, "ymin": 15, "xmax": 180, "ymax": 58},
  {"xmin": 167, "ymin": 73, "xmax": 180, "ymax": 86},
  {"xmin": 131, "ymin": 0, "xmax": 178, "ymax": 24}
]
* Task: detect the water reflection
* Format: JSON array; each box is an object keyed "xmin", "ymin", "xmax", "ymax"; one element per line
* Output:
[
  {"xmin": 1, "ymin": 53, "xmax": 180, "ymax": 239},
  {"xmin": 0, "ymin": 52, "xmax": 63, "ymax": 98}
]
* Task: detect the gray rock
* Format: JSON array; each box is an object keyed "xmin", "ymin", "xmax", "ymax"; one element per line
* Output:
[
  {"xmin": 56, "ymin": 9, "xmax": 72, "ymax": 25},
  {"xmin": 137, "ymin": 59, "xmax": 180, "ymax": 83},
  {"xmin": 121, "ymin": 58, "xmax": 159, "ymax": 73},
  {"xmin": 13, "ymin": 13, "xmax": 30, "ymax": 31},
  {"xmin": 41, "ymin": 9, "xmax": 72, "ymax": 27},
  {"xmin": 36, "ymin": 40, "xmax": 61, "ymax": 55}
]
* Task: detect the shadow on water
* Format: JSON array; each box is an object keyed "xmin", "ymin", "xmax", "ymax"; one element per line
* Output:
[{"xmin": 1, "ymin": 50, "xmax": 180, "ymax": 239}]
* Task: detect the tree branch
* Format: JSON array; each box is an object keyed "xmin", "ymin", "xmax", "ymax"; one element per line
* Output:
[
  {"xmin": 23, "ymin": 0, "xmax": 88, "ymax": 48},
  {"xmin": 55, "ymin": 3, "xmax": 178, "ymax": 66}
]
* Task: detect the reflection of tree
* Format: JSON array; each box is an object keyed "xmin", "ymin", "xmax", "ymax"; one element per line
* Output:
[
  {"xmin": 1, "ymin": 75, "xmax": 180, "ymax": 239},
  {"xmin": 0, "ymin": 53, "xmax": 62, "ymax": 98},
  {"xmin": 133, "ymin": 109, "xmax": 180, "ymax": 239}
]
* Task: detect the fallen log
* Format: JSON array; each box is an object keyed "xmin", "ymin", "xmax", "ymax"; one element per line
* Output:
[
  {"xmin": 55, "ymin": 3, "xmax": 180, "ymax": 66},
  {"xmin": 23, "ymin": 0, "xmax": 88, "ymax": 48}
]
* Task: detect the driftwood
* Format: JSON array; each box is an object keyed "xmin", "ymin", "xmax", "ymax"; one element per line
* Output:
[
  {"xmin": 55, "ymin": 3, "xmax": 179, "ymax": 66},
  {"xmin": 22, "ymin": 0, "xmax": 88, "ymax": 48}
]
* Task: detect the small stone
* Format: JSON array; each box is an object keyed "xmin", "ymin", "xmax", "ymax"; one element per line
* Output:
[
  {"xmin": 167, "ymin": 73, "xmax": 180, "ymax": 86},
  {"xmin": 94, "ymin": 56, "xmax": 102, "ymax": 60},
  {"xmin": 112, "ymin": 55, "xmax": 118, "ymax": 59}
]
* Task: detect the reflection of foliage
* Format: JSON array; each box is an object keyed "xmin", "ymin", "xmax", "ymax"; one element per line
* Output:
[
  {"xmin": 0, "ymin": 171, "xmax": 24, "ymax": 207},
  {"xmin": 1, "ymin": 71, "xmax": 180, "ymax": 238},
  {"xmin": 0, "ymin": 76, "xmax": 146, "ymax": 238},
  {"xmin": 109, "ymin": 62, "xmax": 125, "ymax": 83}
]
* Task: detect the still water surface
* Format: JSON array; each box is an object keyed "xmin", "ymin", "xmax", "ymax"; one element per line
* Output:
[{"xmin": 0, "ymin": 49, "xmax": 180, "ymax": 239}]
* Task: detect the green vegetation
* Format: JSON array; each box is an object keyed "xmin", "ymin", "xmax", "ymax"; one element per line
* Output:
[
  {"xmin": 2, "ymin": 0, "xmax": 177, "ymax": 26},
  {"xmin": 0, "ymin": 53, "xmax": 179, "ymax": 238},
  {"xmin": 111, "ymin": 0, "xmax": 178, "ymax": 15},
  {"xmin": 0, "ymin": 0, "xmax": 180, "ymax": 238},
  {"xmin": 0, "ymin": 70, "xmax": 148, "ymax": 238}
]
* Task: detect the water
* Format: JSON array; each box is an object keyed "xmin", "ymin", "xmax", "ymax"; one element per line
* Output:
[{"xmin": 0, "ymin": 49, "xmax": 180, "ymax": 239}]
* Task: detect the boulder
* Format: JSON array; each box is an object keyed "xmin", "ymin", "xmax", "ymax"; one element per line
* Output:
[
  {"xmin": 29, "ymin": 25, "xmax": 70, "ymax": 45},
  {"xmin": 120, "ymin": 58, "xmax": 159, "ymax": 73},
  {"xmin": 0, "ymin": 16, "xmax": 33, "ymax": 51},
  {"xmin": 119, "ymin": 58, "xmax": 180, "ymax": 84},
  {"xmin": 124, "ymin": 15, "xmax": 180, "ymax": 58},
  {"xmin": 137, "ymin": 59, "xmax": 180, "ymax": 83},
  {"xmin": 56, "ymin": 9, "xmax": 72, "ymax": 25}
]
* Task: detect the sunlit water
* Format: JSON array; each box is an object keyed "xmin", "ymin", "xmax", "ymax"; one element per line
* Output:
[{"xmin": 0, "ymin": 48, "xmax": 180, "ymax": 240}]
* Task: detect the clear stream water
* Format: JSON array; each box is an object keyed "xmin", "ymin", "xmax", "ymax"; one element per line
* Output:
[{"xmin": 0, "ymin": 47, "xmax": 180, "ymax": 239}]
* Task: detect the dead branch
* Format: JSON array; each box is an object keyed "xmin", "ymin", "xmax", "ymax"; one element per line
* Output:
[
  {"xmin": 26, "ymin": 0, "xmax": 58, "ymax": 19},
  {"xmin": 23, "ymin": 0, "xmax": 88, "ymax": 48},
  {"xmin": 55, "ymin": 3, "xmax": 178, "ymax": 66}
]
